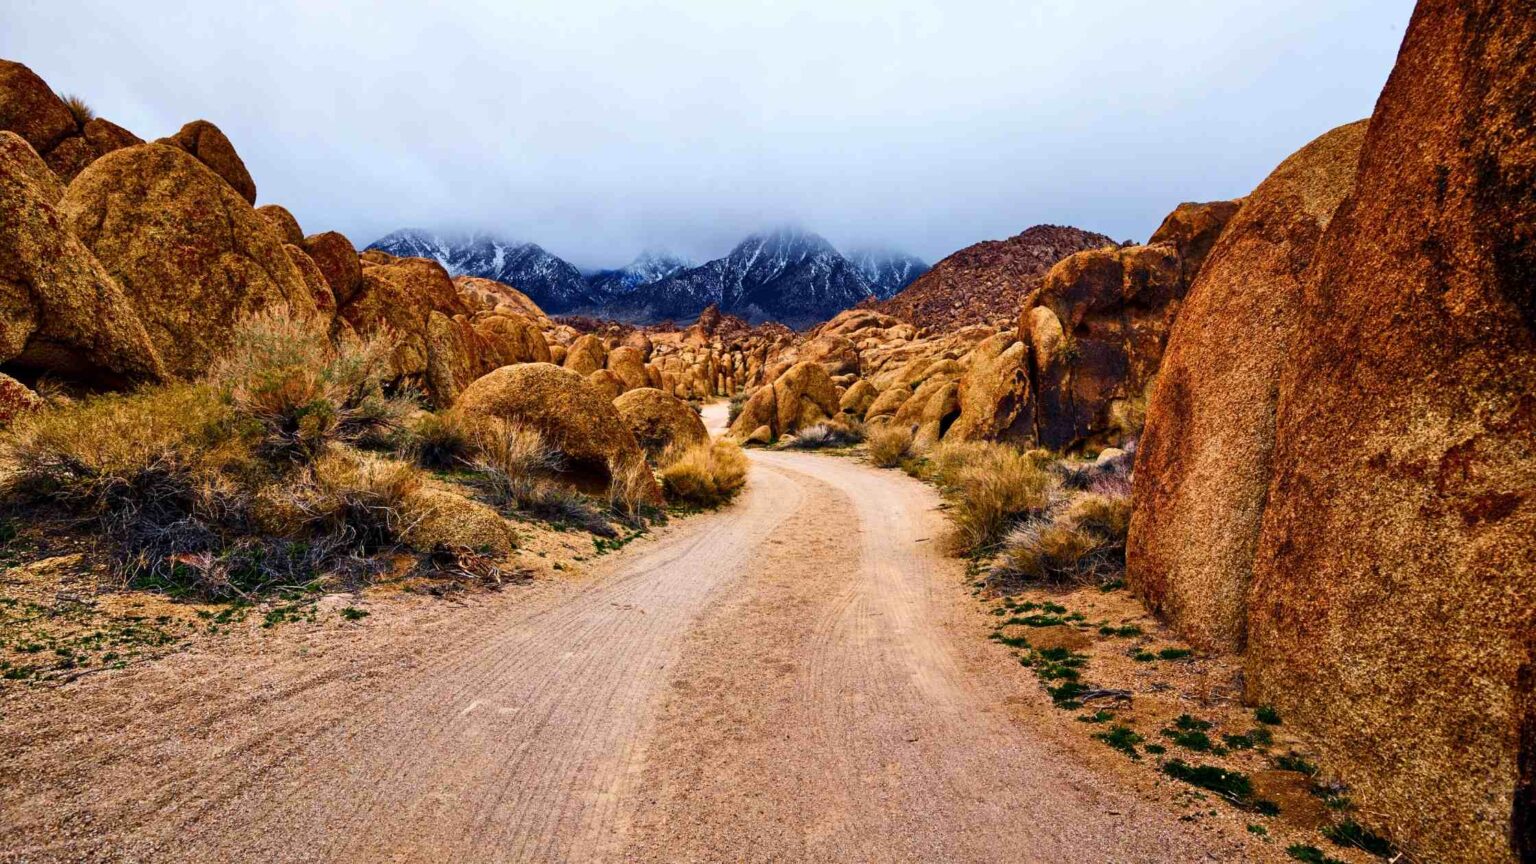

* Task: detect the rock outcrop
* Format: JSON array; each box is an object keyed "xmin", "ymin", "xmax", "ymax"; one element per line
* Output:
[
  {"xmin": 1129, "ymin": 3, "xmax": 1535, "ymax": 860},
  {"xmin": 613, "ymin": 387, "xmax": 709, "ymax": 461},
  {"xmin": 157, "ymin": 120, "xmax": 257, "ymax": 205},
  {"xmin": 1244, "ymin": 6, "xmax": 1534, "ymax": 861},
  {"xmin": 1127, "ymin": 121, "xmax": 1369, "ymax": 653},
  {"xmin": 455, "ymin": 363, "xmax": 660, "ymax": 502},
  {"xmin": 59, "ymin": 143, "xmax": 316, "ymax": 379},
  {"xmin": 0, "ymin": 133, "xmax": 165, "ymax": 384}
]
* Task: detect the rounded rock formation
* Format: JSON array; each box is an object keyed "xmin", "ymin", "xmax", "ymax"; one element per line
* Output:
[
  {"xmin": 613, "ymin": 387, "xmax": 709, "ymax": 462},
  {"xmin": 455, "ymin": 362, "xmax": 660, "ymax": 502},
  {"xmin": 59, "ymin": 143, "xmax": 316, "ymax": 378}
]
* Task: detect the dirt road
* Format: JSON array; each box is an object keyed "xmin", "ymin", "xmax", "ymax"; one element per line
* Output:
[{"xmin": 0, "ymin": 417, "xmax": 1242, "ymax": 862}]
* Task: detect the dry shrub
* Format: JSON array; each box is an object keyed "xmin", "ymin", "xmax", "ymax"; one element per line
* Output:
[
  {"xmin": 782, "ymin": 420, "xmax": 865, "ymax": 450},
  {"xmin": 607, "ymin": 457, "xmax": 658, "ymax": 525},
  {"xmin": 727, "ymin": 393, "xmax": 748, "ymax": 425},
  {"xmin": 311, "ymin": 452, "xmax": 424, "ymax": 552},
  {"xmin": 867, "ymin": 424, "xmax": 914, "ymax": 468},
  {"xmin": 4, "ymin": 383, "xmax": 243, "ymax": 513},
  {"xmin": 209, "ymin": 307, "xmax": 407, "ymax": 462},
  {"xmin": 58, "ymin": 92, "xmax": 93, "ymax": 125},
  {"xmin": 929, "ymin": 441, "xmax": 1057, "ymax": 554},
  {"xmin": 469, "ymin": 418, "xmax": 561, "ymax": 505},
  {"xmin": 407, "ymin": 410, "xmax": 475, "ymax": 468},
  {"xmin": 990, "ymin": 489, "xmax": 1132, "ymax": 586},
  {"xmin": 659, "ymin": 439, "xmax": 748, "ymax": 507}
]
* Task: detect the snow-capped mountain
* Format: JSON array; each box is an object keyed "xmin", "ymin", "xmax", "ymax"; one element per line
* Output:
[
  {"xmin": 607, "ymin": 228, "xmax": 880, "ymax": 328},
  {"xmin": 846, "ymin": 249, "xmax": 930, "ymax": 299},
  {"xmin": 584, "ymin": 251, "xmax": 694, "ymax": 299},
  {"xmin": 366, "ymin": 227, "xmax": 926, "ymax": 328},
  {"xmin": 366, "ymin": 230, "xmax": 594, "ymax": 312}
]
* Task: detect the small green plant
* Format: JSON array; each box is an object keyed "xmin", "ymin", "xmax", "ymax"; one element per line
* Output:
[
  {"xmin": 1157, "ymin": 647, "xmax": 1193, "ymax": 660},
  {"xmin": 1098, "ymin": 623, "xmax": 1142, "ymax": 637},
  {"xmin": 1143, "ymin": 743, "xmax": 1166, "ymax": 755},
  {"xmin": 1094, "ymin": 724, "xmax": 1143, "ymax": 758},
  {"xmin": 1077, "ymin": 709, "xmax": 1115, "ymax": 724},
  {"xmin": 1256, "ymin": 705, "xmax": 1282, "ymax": 725},
  {"xmin": 1273, "ymin": 752, "xmax": 1319, "ymax": 776},
  {"xmin": 339, "ymin": 606, "xmax": 369, "ymax": 621},
  {"xmin": 1247, "ymin": 824, "xmax": 1268, "ymax": 837},
  {"xmin": 1285, "ymin": 844, "xmax": 1346, "ymax": 864},
  {"xmin": 1162, "ymin": 759, "xmax": 1253, "ymax": 802},
  {"xmin": 1132, "ymin": 649, "xmax": 1156, "ymax": 662},
  {"xmin": 1174, "ymin": 714, "xmax": 1213, "ymax": 731},
  {"xmin": 1162, "ymin": 728, "xmax": 1214, "ymax": 752},
  {"xmin": 1321, "ymin": 819, "xmax": 1393, "ymax": 857}
]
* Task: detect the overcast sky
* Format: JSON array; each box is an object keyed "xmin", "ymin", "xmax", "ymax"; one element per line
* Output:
[{"xmin": 4, "ymin": 0, "xmax": 1414, "ymax": 269}]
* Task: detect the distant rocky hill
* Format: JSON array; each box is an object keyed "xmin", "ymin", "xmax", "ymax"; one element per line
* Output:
[
  {"xmin": 367, "ymin": 227, "xmax": 927, "ymax": 328},
  {"xmin": 871, "ymin": 225, "xmax": 1116, "ymax": 331}
]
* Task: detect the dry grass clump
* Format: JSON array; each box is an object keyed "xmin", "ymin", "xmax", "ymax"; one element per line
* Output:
[
  {"xmin": 209, "ymin": 308, "xmax": 410, "ymax": 462},
  {"xmin": 459, "ymin": 417, "xmax": 615, "ymax": 535},
  {"xmin": 781, "ymin": 420, "xmax": 865, "ymax": 450},
  {"xmin": 990, "ymin": 490, "xmax": 1132, "ymax": 587},
  {"xmin": 867, "ymin": 424, "xmax": 914, "ymax": 468},
  {"xmin": 927, "ymin": 441, "xmax": 1057, "ymax": 554},
  {"xmin": 659, "ymin": 439, "xmax": 748, "ymax": 507},
  {"xmin": 607, "ymin": 457, "xmax": 659, "ymax": 525},
  {"xmin": 58, "ymin": 92, "xmax": 93, "ymax": 125},
  {"xmin": 0, "ymin": 310, "xmax": 454, "ymax": 600}
]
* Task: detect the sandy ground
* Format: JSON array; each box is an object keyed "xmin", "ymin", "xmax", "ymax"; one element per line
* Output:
[{"xmin": 0, "ymin": 406, "xmax": 1259, "ymax": 863}]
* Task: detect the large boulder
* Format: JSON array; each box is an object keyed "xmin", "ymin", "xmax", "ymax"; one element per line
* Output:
[
  {"xmin": 0, "ymin": 60, "xmax": 75, "ymax": 155},
  {"xmin": 613, "ymin": 387, "xmax": 709, "ymax": 462},
  {"xmin": 1022, "ymin": 242, "xmax": 1184, "ymax": 452},
  {"xmin": 303, "ymin": 231, "xmax": 364, "ymax": 306},
  {"xmin": 59, "ymin": 143, "xmax": 316, "ymax": 378},
  {"xmin": 798, "ymin": 333, "xmax": 860, "ymax": 376},
  {"xmin": 455, "ymin": 363, "xmax": 659, "ymax": 502},
  {"xmin": 563, "ymin": 334, "xmax": 608, "ymax": 376},
  {"xmin": 892, "ymin": 375, "xmax": 961, "ymax": 450},
  {"xmin": 403, "ymin": 486, "xmax": 517, "ymax": 556},
  {"xmin": 838, "ymin": 378, "xmax": 878, "ymax": 419},
  {"xmin": 45, "ymin": 117, "xmax": 143, "ymax": 183},
  {"xmin": 1240, "ymin": 6, "xmax": 1535, "ymax": 862},
  {"xmin": 946, "ymin": 331, "xmax": 1032, "ymax": 443},
  {"xmin": 1147, "ymin": 200, "xmax": 1244, "ymax": 286},
  {"xmin": 473, "ymin": 312, "xmax": 550, "ymax": 367},
  {"xmin": 1127, "ymin": 121, "xmax": 1369, "ymax": 653},
  {"xmin": 606, "ymin": 345, "xmax": 649, "ymax": 392},
  {"xmin": 156, "ymin": 120, "xmax": 257, "ymax": 205},
  {"xmin": 256, "ymin": 204, "xmax": 304, "ymax": 245},
  {"xmin": 423, "ymin": 311, "xmax": 487, "ymax": 409},
  {"xmin": 341, "ymin": 255, "xmax": 466, "ymax": 384},
  {"xmin": 454, "ymin": 275, "xmax": 548, "ymax": 321},
  {"xmin": 284, "ymin": 243, "xmax": 337, "ymax": 315},
  {"xmin": 726, "ymin": 361, "xmax": 839, "ymax": 442},
  {"xmin": 0, "ymin": 133, "xmax": 164, "ymax": 384}
]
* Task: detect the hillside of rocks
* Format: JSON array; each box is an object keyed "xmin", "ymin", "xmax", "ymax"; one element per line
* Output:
[{"xmin": 868, "ymin": 224, "xmax": 1116, "ymax": 332}]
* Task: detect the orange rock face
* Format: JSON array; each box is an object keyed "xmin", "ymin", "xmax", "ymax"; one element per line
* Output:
[
  {"xmin": 59, "ymin": 143, "xmax": 315, "ymax": 379},
  {"xmin": 1127, "ymin": 121, "xmax": 1368, "ymax": 653},
  {"xmin": 1240, "ymin": 5, "xmax": 1536, "ymax": 861},
  {"xmin": 157, "ymin": 120, "xmax": 258, "ymax": 204}
]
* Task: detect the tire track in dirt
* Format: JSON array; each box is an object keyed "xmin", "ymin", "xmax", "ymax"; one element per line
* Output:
[{"xmin": 622, "ymin": 450, "xmax": 1250, "ymax": 863}]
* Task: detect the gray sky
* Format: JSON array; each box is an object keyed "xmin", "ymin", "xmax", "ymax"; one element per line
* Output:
[{"xmin": 4, "ymin": 0, "xmax": 1414, "ymax": 269}]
